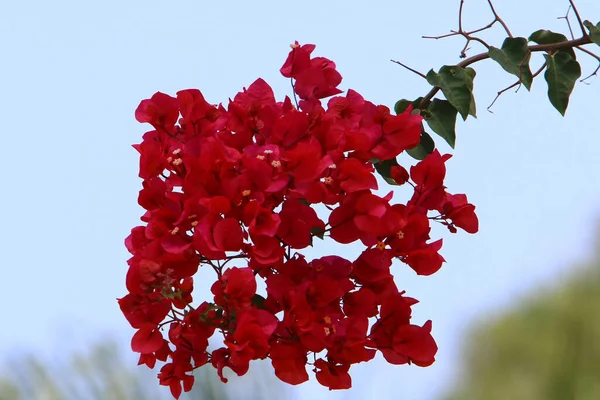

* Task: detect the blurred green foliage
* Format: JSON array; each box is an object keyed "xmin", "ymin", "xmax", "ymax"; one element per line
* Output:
[
  {"xmin": 0, "ymin": 341, "xmax": 167, "ymax": 400},
  {"xmin": 0, "ymin": 341, "xmax": 282, "ymax": 400},
  {"xmin": 444, "ymin": 239, "xmax": 600, "ymax": 400}
]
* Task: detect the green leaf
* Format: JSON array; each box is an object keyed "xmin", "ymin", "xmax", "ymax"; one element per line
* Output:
[
  {"xmin": 426, "ymin": 66, "xmax": 476, "ymax": 120},
  {"xmin": 310, "ymin": 226, "xmax": 325, "ymax": 240},
  {"xmin": 583, "ymin": 20, "xmax": 600, "ymax": 46},
  {"xmin": 529, "ymin": 29, "xmax": 568, "ymax": 43},
  {"xmin": 394, "ymin": 97, "xmax": 424, "ymax": 115},
  {"xmin": 529, "ymin": 29, "xmax": 576, "ymax": 59},
  {"xmin": 488, "ymin": 37, "xmax": 533, "ymax": 90},
  {"xmin": 374, "ymin": 157, "xmax": 402, "ymax": 185},
  {"xmin": 251, "ymin": 294, "xmax": 266, "ymax": 309},
  {"xmin": 406, "ymin": 129, "xmax": 435, "ymax": 160},
  {"xmin": 543, "ymin": 52, "xmax": 581, "ymax": 116},
  {"xmin": 424, "ymin": 99, "xmax": 457, "ymax": 148}
]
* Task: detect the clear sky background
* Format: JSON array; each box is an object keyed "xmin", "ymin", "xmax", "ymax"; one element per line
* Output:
[{"xmin": 1, "ymin": 1, "xmax": 599, "ymax": 399}]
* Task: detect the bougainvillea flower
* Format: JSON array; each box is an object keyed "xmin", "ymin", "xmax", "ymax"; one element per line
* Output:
[{"xmin": 123, "ymin": 41, "xmax": 477, "ymax": 398}]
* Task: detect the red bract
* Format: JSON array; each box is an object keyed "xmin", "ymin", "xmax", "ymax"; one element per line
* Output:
[
  {"xmin": 314, "ymin": 358, "xmax": 352, "ymax": 390},
  {"xmin": 371, "ymin": 106, "xmax": 423, "ymax": 160},
  {"xmin": 270, "ymin": 342, "xmax": 309, "ymax": 385},
  {"xmin": 440, "ymin": 193, "xmax": 479, "ymax": 234},
  {"xmin": 118, "ymin": 292, "xmax": 170, "ymax": 328},
  {"xmin": 131, "ymin": 324, "xmax": 165, "ymax": 354},
  {"xmin": 338, "ymin": 158, "xmax": 378, "ymax": 193},
  {"xmin": 212, "ymin": 266, "xmax": 256, "ymax": 309},
  {"xmin": 135, "ymin": 92, "xmax": 179, "ymax": 130},
  {"xmin": 392, "ymin": 320, "xmax": 438, "ymax": 367},
  {"xmin": 280, "ymin": 42, "xmax": 315, "ymax": 78},
  {"xmin": 158, "ymin": 361, "xmax": 194, "ymax": 399},
  {"xmin": 226, "ymin": 308, "xmax": 278, "ymax": 370},
  {"xmin": 244, "ymin": 202, "xmax": 281, "ymax": 237},
  {"xmin": 293, "ymin": 57, "xmax": 343, "ymax": 102},
  {"xmin": 277, "ymin": 198, "xmax": 325, "ymax": 249},
  {"xmin": 121, "ymin": 41, "xmax": 478, "ymax": 398}
]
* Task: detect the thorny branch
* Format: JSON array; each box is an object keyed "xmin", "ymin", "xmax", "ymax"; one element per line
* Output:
[
  {"xmin": 390, "ymin": 0, "xmax": 598, "ymax": 110},
  {"xmin": 577, "ymin": 46, "xmax": 600, "ymax": 83},
  {"xmin": 418, "ymin": 35, "xmax": 592, "ymax": 109},
  {"xmin": 486, "ymin": 0, "xmax": 513, "ymax": 38},
  {"xmin": 487, "ymin": 62, "xmax": 547, "ymax": 112},
  {"xmin": 568, "ymin": 0, "xmax": 588, "ymax": 37},
  {"xmin": 558, "ymin": 5, "xmax": 576, "ymax": 40},
  {"xmin": 557, "ymin": 1, "xmax": 600, "ymax": 83},
  {"xmin": 390, "ymin": 60, "xmax": 428, "ymax": 79},
  {"xmin": 422, "ymin": 0, "xmax": 513, "ymax": 58}
]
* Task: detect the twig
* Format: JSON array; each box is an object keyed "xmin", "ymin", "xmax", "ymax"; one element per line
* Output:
[
  {"xmin": 391, "ymin": 60, "xmax": 428, "ymax": 79},
  {"xmin": 577, "ymin": 46, "xmax": 600, "ymax": 61},
  {"xmin": 422, "ymin": 0, "xmax": 513, "ymax": 58},
  {"xmin": 464, "ymin": 37, "xmax": 490, "ymax": 53},
  {"xmin": 568, "ymin": 0, "xmax": 587, "ymax": 37},
  {"xmin": 576, "ymin": 46, "xmax": 600, "ymax": 83},
  {"xmin": 418, "ymin": 35, "xmax": 593, "ymax": 109},
  {"xmin": 487, "ymin": 62, "xmax": 547, "ymax": 111},
  {"xmin": 422, "ymin": 31, "xmax": 461, "ymax": 40},
  {"xmin": 290, "ymin": 78, "xmax": 299, "ymax": 108},
  {"xmin": 458, "ymin": 0, "xmax": 466, "ymax": 32},
  {"xmin": 486, "ymin": 0, "xmax": 513, "ymax": 37},
  {"xmin": 558, "ymin": 5, "xmax": 575, "ymax": 40},
  {"xmin": 467, "ymin": 23, "xmax": 497, "ymax": 36},
  {"xmin": 580, "ymin": 64, "xmax": 600, "ymax": 83}
]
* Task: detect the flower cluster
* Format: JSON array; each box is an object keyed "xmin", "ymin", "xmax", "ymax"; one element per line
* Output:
[{"xmin": 119, "ymin": 41, "xmax": 478, "ymax": 399}]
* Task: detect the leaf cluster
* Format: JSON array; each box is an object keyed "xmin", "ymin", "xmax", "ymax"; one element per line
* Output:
[{"xmin": 384, "ymin": 1, "xmax": 598, "ymax": 172}]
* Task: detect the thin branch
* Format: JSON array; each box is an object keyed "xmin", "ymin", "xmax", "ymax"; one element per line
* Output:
[
  {"xmin": 418, "ymin": 35, "xmax": 593, "ymax": 109},
  {"xmin": 576, "ymin": 46, "xmax": 600, "ymax": 83},
  {"xmin": 458, "ymin": 0, "xmax": 466, "ymax": 32},
  {"xmin": 486, "ymin": 0, "xmax": 513, "ymax": 37},
  {"xmin": 390, "ymin": 60, "xmax": 428, "ymax": 79},
  {"xmin": 460, "ymin": 36, "xmax": 491, "ymax": 59},
  {"xmin": 581, "ymin": 64, "xmax": 600, "ymax": 83},
  {"xmin": 422, "ymin": 0, "xmax": 512, "ymax": 59},
  {"xmin": 558, "ymin": 5, "xmax": 575, "ymax": 40},
  {"xmin": 460, "ymin": 42, "xmax": 472, "ymax": 59},
  {"xmin": 422, "ymin": 31, "xmax": 461, "ymax": 40},
  {"xmin": 290, "ymin": 78, "xmax": 299, "ymax": 109},
  {"xmin": 577, "ymin": 46, "xmax": 600, "ymax": 61},
  {"xmin": 467, "ymin": 22, "xmax": 497, "ymax": 36},
  {"xmin": 422, "ymin": 24, "xmax": 496, "ymax": 41},
  {"xmin": 568, "ymin": 0, "xmax": 587, "ymax": 37},
  {"xmin": 487, "ymin": 62, "xmax": 547, "ymax": 111}
]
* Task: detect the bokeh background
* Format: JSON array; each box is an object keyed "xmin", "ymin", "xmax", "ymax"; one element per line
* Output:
[{"xmin": 1, "ymin": 0, "xmax": 599, "ymax": 399}]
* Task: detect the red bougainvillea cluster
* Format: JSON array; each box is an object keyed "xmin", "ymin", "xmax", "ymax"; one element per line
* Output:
[{"xmin": 119, "ymin": 42, "xmax": 478, "ymax": 399}]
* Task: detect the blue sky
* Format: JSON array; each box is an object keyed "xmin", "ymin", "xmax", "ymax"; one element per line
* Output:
[{"xmin": 1, "ymin": 1, "xmax": 599, "ymax": 399}]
